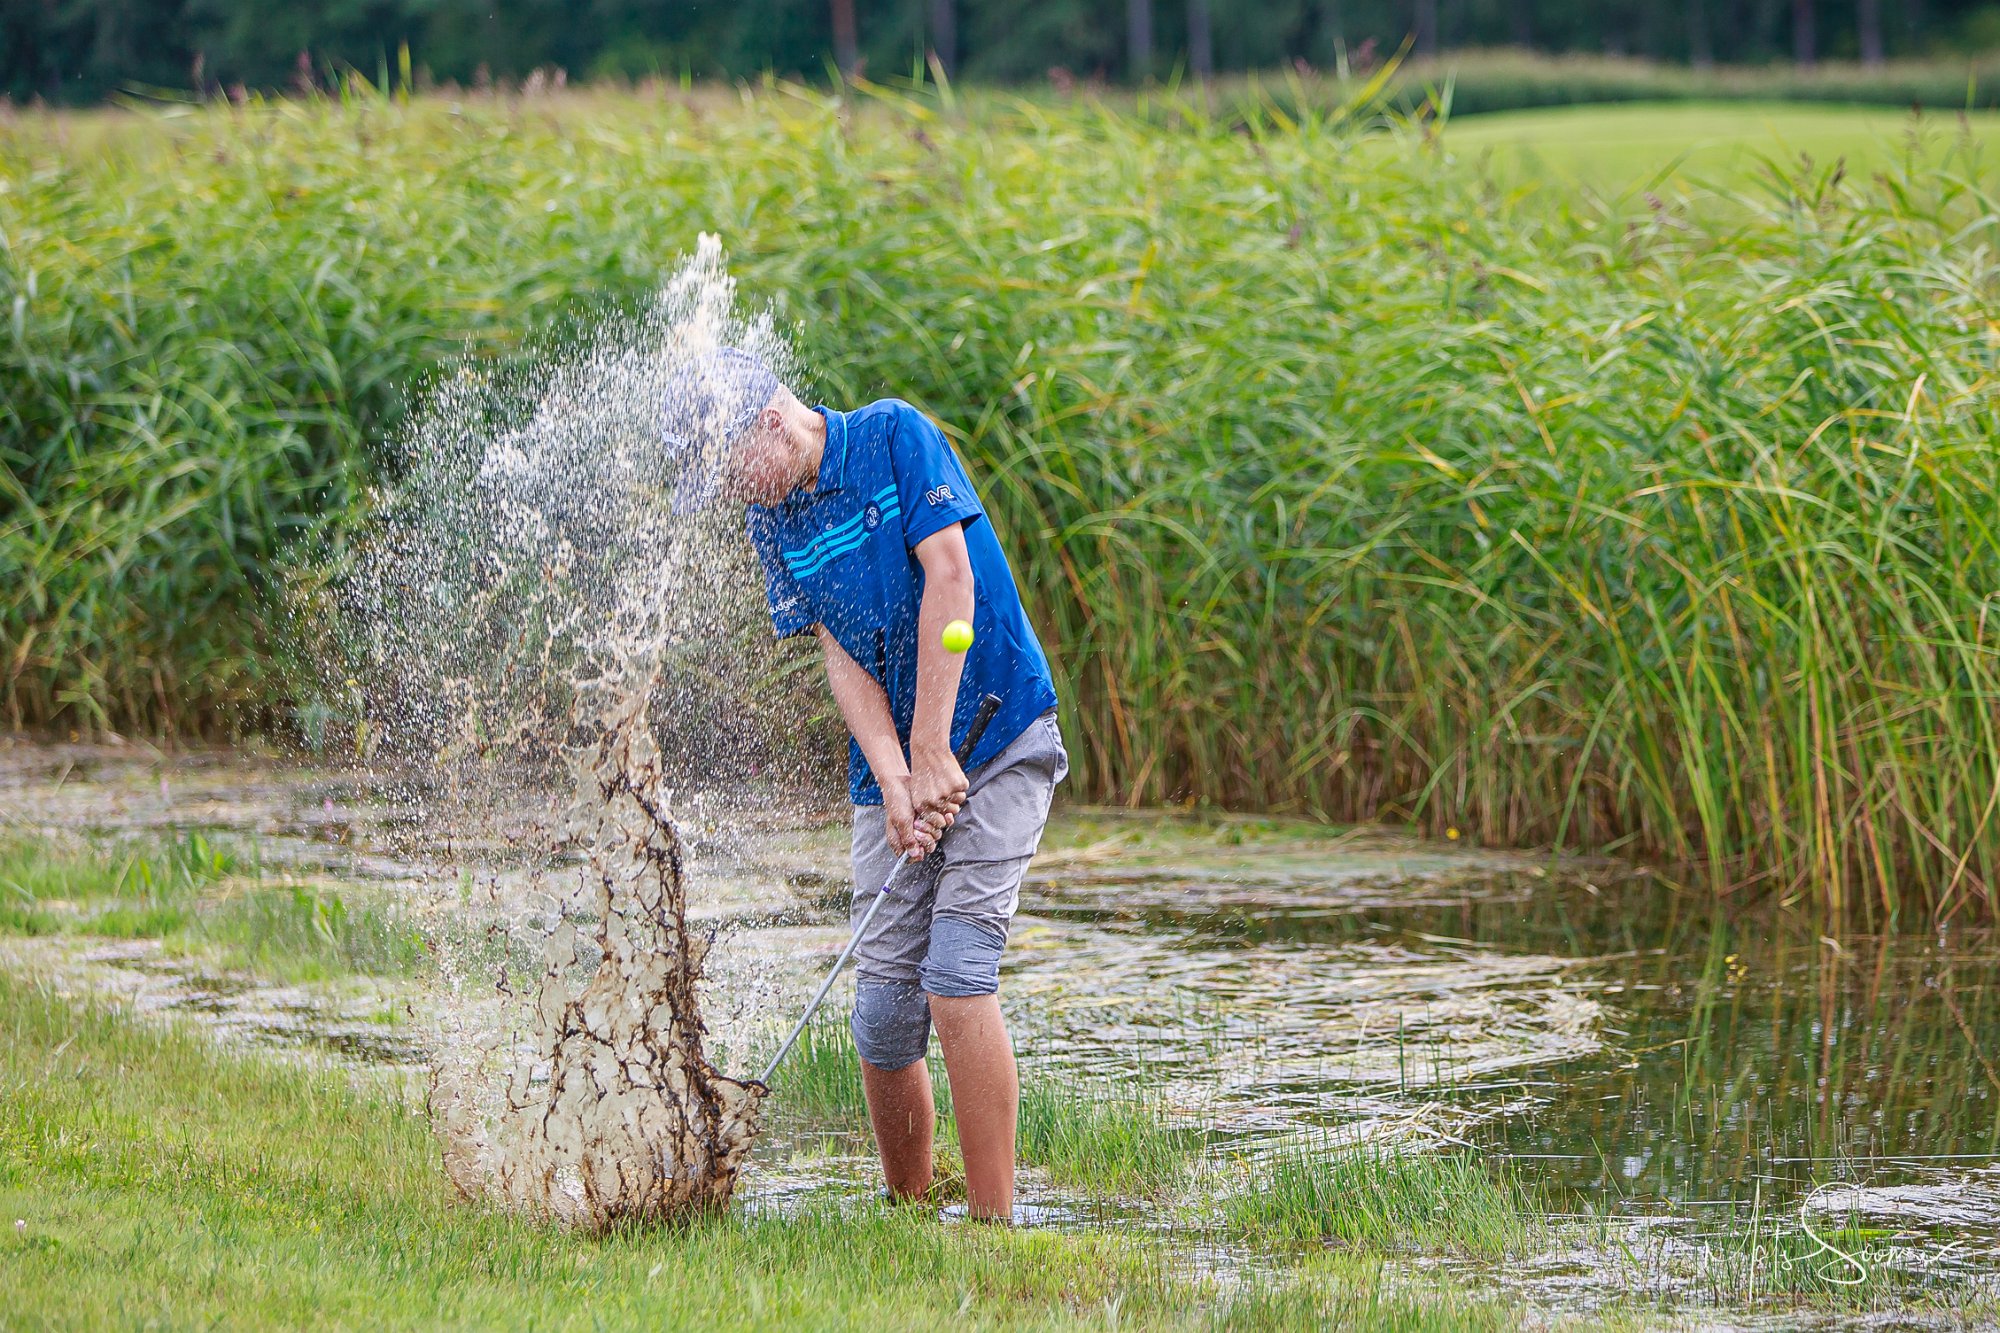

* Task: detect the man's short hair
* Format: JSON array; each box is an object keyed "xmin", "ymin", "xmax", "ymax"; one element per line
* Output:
[{"xmin": 657, "ymin": 346, "xmax": 780, "ymax": 513}]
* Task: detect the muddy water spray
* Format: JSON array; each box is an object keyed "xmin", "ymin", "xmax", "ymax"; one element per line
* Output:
[{"xmin": 336, "ymin": 237, "xmax": 798, "ymax": 1226}]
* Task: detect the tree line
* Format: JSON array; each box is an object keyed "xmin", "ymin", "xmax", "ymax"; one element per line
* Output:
[{"xmin": 5, "ymin": 0, "xmax": 1998, "ymax": 104}]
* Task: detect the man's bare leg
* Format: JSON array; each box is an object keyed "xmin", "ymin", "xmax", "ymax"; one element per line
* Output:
[
  {"xmin": 930, "ymin": 993, "xmax": 1017, "ymax": 1220},
  {"xmin": 862, "ymin": 1057, "xmax": 935, "ymax": 1200}
]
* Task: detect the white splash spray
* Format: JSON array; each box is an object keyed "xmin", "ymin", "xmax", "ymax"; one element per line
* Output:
[{"xmin": 333, "ymin": 236, "xmax": 803, "ymax": 1227}]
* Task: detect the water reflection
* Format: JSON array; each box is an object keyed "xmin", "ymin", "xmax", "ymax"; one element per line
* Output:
[{"xmin": 1023, "ymin": 857, "xmax": 2000, "ymax": 1236}]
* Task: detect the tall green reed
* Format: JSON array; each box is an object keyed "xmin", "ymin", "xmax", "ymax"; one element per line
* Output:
[{"xmin": 4, "ymin": 84, "xmax": 1997, "ymax": 916}]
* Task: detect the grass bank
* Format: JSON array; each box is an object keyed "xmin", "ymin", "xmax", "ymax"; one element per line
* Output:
[
  {"xmin": 5, "ymin": 86, "xmax": 2000, "ymax": 914},
  {"xmin": 0, "ymin": 967, "xmax": 1519, "ymax": 1329}
]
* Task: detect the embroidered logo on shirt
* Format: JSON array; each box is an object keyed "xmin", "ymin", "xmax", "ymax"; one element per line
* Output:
[
  {"xmin": 782, "ymin": 484, "xmax": 900, "ymax": 578},
  {"xmin": 863, "ymin": 503, "xmax": 881, "ymax": 531},
  {"xmin": 925, "ymin": 484, "xmax": 956, "ymax": 507}
]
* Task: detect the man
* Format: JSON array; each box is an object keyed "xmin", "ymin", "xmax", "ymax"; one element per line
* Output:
[{"xmin": 660, "ymin": 347, "xmax": 1067, "ymax": 1222}]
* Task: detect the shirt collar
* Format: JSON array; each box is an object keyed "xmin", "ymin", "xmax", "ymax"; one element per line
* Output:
[{"xmin": 805, "ymin": 405, "xmax": 848, "ymax": 498}]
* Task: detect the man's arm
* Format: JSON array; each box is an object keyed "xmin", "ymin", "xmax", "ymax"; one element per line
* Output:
[
  {"xmin": 817, "ymin": 624, "xmax": 952, "ymax": 860},
  {"xmin": 907, "ymin": 522, "xmax": 976, "ymax": 823}
]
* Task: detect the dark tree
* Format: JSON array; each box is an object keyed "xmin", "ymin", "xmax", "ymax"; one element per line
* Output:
[
  {"xmin": 1188, "ymin": 0, "xmax": 1213, "ymax": 78},
  {"xmin": 831, "ymin": 0, "xmax": 858, "ymax": 74},
  {"xmin": 1857, "ymin": 0, "xmax": 1884, "ymax": 65},
  {"xmin": 1413, "ymin": 0, "xmax": 1437, "ymax": 54},
  {"xmin": 1316, "ymin": 0, "xmax": 1345, "ymax": 65},
  {"xmin": 1509, "ymin": 0, "xmax": 1532, "ymax": 47},
  {"xmin": 10, "ymin": 0, "xmax": 2000, "ymax": 105},
  {"xmin": 1128, "ymin": 0, "xmax": 1152, "ymax": 77},
  {"xmin": 930, "ymin": 0, "xmax": 957, "ymax": 73},
  {"xmin": 1689, "ymin": 0, "xmax": 1713, "ymax": 67}
]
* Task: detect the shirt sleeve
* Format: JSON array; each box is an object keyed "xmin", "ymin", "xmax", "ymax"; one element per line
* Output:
[
  {"xmin": 745, "ymin": 510, "xmax": 815, "ymax": 639},
  {"xmin": 890, "ymin": 401, "xmax": 986, "ymax": 549}
]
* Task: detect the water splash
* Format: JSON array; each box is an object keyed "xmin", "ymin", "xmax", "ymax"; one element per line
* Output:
[
  {"xmin": 429, "ymin": 666, "xmax": 764, "ymax": 1225},
  {"xmin": 329, "ymin": 236, "xmax": 800, "ymax": 1227}
]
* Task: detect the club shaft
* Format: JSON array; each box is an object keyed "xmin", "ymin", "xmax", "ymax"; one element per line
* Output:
[{"xmin": 758, "ymin": 862, "xmax": 900, "ymax": 1085}]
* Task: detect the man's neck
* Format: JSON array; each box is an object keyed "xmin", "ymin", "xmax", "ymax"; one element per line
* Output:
[{"xmin": 794, "ymin": 406, "xmax": 828, "ymax": 494}]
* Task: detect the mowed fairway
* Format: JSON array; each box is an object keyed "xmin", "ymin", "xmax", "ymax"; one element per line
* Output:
[{"xmin": 1442, "ymin": 100, "xmax": 2000, "ymax": 192}]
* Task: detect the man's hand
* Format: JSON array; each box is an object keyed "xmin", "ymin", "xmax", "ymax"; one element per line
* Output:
[
  {"xmin": 883, "ymin": 775, "xmax": 952, "ymax": 861},
  {"xmin": 909, "ymin": 744, "xmax": 968, "ymax": 831}
]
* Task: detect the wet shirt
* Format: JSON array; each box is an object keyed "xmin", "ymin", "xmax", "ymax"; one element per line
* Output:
[{"xmin": 745, "ymin": 399, "xmax": 1058, "ymax": 805}]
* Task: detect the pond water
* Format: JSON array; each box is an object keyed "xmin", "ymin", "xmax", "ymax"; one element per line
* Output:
[
  {"xmin": 1007, "ymin": 846, "xmax": 2000, "ymax": 1311},
  {"xmin": 1038, "ymin": 852, "xmax": 2000, "ymax": 1219},
  {"xmin": 7, "ymin": 740, "xmax": 1997, "ymax": 1319}
]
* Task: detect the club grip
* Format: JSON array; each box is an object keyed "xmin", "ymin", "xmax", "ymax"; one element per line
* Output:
[{"xmin": 954, "ymin": 693, "xmax": 1004, "ymax": 766}]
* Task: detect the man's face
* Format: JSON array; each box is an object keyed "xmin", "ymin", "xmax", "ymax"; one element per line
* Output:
[{"xmin": 720, "ymin": 411, "xmax": 797, "ymax": 507}]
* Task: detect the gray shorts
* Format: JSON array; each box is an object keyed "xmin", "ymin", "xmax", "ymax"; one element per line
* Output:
[{"xmin": 848, "ymin": 709, "xmax": 1068, "ymax": 1069}]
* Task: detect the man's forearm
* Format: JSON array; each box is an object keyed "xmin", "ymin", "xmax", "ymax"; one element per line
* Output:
[
  {"xmin": 818, "ymin": 626, "xmax": 909, "ymax": 785},
  {"xmin": 910, "ymin": 555, "xmax": 975, "ymax": 762}
]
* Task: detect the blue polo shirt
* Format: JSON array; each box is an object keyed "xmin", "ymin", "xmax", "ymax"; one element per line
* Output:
[{"xmin": 745, "ymin": 399, "xmax": 1058, "ymax": 806}]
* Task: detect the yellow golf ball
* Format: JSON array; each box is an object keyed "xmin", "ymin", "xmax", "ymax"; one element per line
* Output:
[{"xmin": 941, "ymin": 619, "xmax": 975, "ymax": 654}]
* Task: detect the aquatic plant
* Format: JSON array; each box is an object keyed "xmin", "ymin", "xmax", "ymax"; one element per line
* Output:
[
  {"xmin": 5, "ymin": 87, "xmax": 1999, "ymax": 914},
  {"xmin": 1018, "ymin": 1074, "xmax": 1198, "ymax": 1197},
  {"xmin": 1225, "ymin": 1138, "xmax": 1535, "ymax": 1255},
  {"xmin": 0, "ymin": 829, "xmax": 244, "ymax": 935}
]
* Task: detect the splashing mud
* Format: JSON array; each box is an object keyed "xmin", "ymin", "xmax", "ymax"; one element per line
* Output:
[
  {"xmin": 428, "ymin": 671, "xmax": 764, "ymax": 1227},
  {"xmin": 329, "ymin": 237, "xmax": 794, "ymax": 1227}
]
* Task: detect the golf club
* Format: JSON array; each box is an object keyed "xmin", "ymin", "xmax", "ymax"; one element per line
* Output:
[{"xmin": 756, "ymin": 691, "xmax": 1003, "ymax": 1087}]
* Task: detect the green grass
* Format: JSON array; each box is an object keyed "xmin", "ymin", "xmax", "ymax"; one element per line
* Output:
[
  {"xmin": 766, "ymin": 1013, "xmax": 957, "ymax": 1127},
  {"xmin": 0, "ymin": 967, "xmax": 1516, "ymax": 1330},
  {"xmin": 7, "ymin": 81, "xmax": 2000, "ymax": 915},
  {"xmin": 0, "ymin": 828, "xmax": 241, "ymax": 937},
  {"xmin": 170, "ymin": 882, "xmax": 427, "ymax": 982},
  {"xmin": 1358, "ymin": 49, "xmax": 2000, "ymax": 118},
  {"xmin": 1019, "ymin": 1076, "xmax": 1199, "ymax": 1197},
  {"xmin": 1715, "ymin": 1215, "xmax": 1902, "ymax": 1305},
  {"xmin": 1443, "ymin": 101, "xmax": 2000, "ymax": 193},
  {"xmin": 1674, "ymin": 1192, "xmax": 1966, "ymax": 1309},
  {"xmin": 1224, "ymin": 1139, "xmax": 1537, "ymax": 1257},
  {"xmin": 0, "ymin": 827, "xmax": 241, "ymax": 902},
  {"xmin": 766, "ymin": 1012, "xmax": 876, "ymax": 1119},
  {"xmin": 0, "ymin": 829, "xmax": 423, "ymax": 979},
  {"xmin": 770, "ymin": 1014, "xmax": 1197, "ymax": 1196}
]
